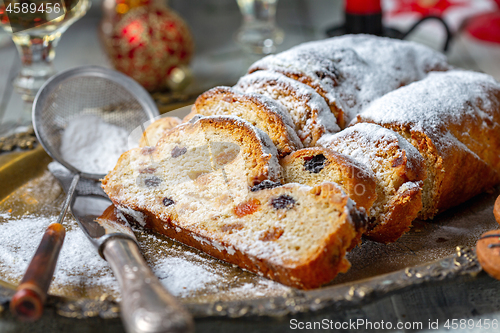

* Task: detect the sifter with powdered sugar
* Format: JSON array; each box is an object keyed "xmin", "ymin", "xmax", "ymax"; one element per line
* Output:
[{"xmin": 10, "ymin": 66, "xmax": 194, "ymax": 333}]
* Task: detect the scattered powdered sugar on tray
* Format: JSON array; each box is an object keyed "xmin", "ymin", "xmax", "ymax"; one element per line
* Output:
[
  {"xmin": 60, "ymin": 114, "xmax": 129, "ymax": 175},
  {"xmin": 152, "ymin": 257, "xmax": 218, "ymax": 297},
  {"xmin": 135, "ymin": 226, "xmax": 291, "ymax": 300},
  {"xmin": 0, "ymin": 215, "xmax": 118, "ymax": 296},
  {"xmin": 0, "ymin": 210, "xmax": 290, "ymax": 300}
]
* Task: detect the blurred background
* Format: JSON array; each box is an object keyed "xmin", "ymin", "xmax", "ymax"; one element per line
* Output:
[{"xmin": 1, "ymin": 0, "xmax": 500, "ymax": 136}]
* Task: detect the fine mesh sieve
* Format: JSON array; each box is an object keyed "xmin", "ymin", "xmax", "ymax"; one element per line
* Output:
[
  {"xmin": 33, "ymin": 65, "xmax": 159, "ymax": 180},
  {"xmin": 10, "ymin": 66, "xmax": 160, "ymax": 322}
]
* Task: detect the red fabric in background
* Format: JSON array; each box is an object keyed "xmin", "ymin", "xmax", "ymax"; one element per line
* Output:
[
  {"xmin": 465, "ymin": 12, "xmax": 500, "ymax": 44},
  {"xmin": 345, "ymin": 0, "xmax": 382, "ymax": 14},
  {"xmin": 386, "ymin": 0, "xmax": 467, "ymax": 18}
]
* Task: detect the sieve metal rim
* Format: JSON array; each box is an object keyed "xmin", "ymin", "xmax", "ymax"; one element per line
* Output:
[{"xmin": 32, "ymin": 65, "xmax": 159, "ymax": 180}]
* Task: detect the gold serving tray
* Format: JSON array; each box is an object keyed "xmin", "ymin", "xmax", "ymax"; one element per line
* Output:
[{"xmin": 0, "ymin": 145, "xmax": 495, "ymax": 319}]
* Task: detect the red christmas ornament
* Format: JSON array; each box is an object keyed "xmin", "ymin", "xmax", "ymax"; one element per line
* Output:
[{"xmin": 103, "ymin": 6, "xmax": 194, "ymax": 91}]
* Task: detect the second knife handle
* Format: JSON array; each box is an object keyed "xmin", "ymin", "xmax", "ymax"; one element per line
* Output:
[
  {"xmin": 10, "ymin": 223, "xmax": 66, "ymax": 321},
  {"xmin": 103, "ymin": 237, "xmax": 194, "ymax": 333}
]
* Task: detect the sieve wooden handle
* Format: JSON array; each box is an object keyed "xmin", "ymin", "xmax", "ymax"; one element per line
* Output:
[{"xmin": 10, "ymin": 223, "xmax": 65, "ymax": 321}]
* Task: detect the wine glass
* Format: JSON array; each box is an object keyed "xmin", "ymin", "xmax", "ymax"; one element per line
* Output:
[
  {"xmin": 0, "ymin": 0, "xmax": 90, "ymax": 126},
  {"xmin": 235, "ymin": 0, "xmax": 284, "ymax": 54}
]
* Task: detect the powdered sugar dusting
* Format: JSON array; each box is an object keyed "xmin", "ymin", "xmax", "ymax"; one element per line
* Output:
[
  {"xmin": 250, "ymin": 34, "xmax": 449, "ymax": 123},
  {"xmin": 243, "ymin": 90, "xmax": 304, "ymax": 149},
  {"xmin": 236, "ymin": 70, "xmax": 340, "ymax": 143},
  {"xmin": 356, "ymin": 70, "xmax": 500, "ymax": 135},
  {"xmin": 60, "ymin": 114, "xmax": 129, "ymax": 175},
  {"xmin": 202, "ymin": 115, "xmax": 282, "ymax": 180},
  {"xmin": 0, "ymin": 211, "xmax": 290, "ymax": 301},
  {"xmin": 0, "ymin": 215, "xmax": 118, "ymax": 296},
  {"xmin": 318, "ymin": 123, "xmax": 423, "ymax": 172},
  {"xmin": 152, "ymin": 257, "xmax": 218, "ymax": 297}
]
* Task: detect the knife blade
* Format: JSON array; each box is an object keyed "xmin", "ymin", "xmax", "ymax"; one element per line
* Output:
[
  {"xmin": 48, "ymin": 162, "xmax": 194, "ymax": 333},
  {"xmin": 49, "ymin": 162, "xmax": 136, "ymax": 252}
]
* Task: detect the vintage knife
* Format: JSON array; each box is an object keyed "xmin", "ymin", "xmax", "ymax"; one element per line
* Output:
[{"xmin": 48, "ymin": 163, "xmax": 194, "ymax": 333}]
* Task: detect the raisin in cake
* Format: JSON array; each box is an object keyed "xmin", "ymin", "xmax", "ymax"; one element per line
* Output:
[
  {"xmin": 281, "ymin": 147, "xmax": 377, "ymax": 212},
  {"xmin": 185, "ymin": 86, "xmax": 303, "ymax": 157},
  {"xmin": 249, "ymin": 34, "xmax": 450, "ymax": 126},
  {"xmin": 103, "ymin": 115, "xmax": 367, "ymax": 289},
  {"xmin": 353, "ymin": 70, "xmax": 500, "ymax": 219},
  {"xmin": 318, "ymin": 123, "xmax": 427, "ymax": 243}
]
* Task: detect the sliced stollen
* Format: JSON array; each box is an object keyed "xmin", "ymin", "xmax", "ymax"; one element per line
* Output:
[
  {"xmin": 103, "ymin": 116, "xmax": 283, "ymax": 213},
  {"xmin": 353, "ymin": 70, "xmax": 500, "ymax": 220},
  {"xmin": 235, "ymin": 70, "xmax": 339, "ymax": 147},
  {"xmin": 139, "ymin": 116, "xmax": 182, "ymax": 147},
  {"xmin": 248, "ymin": 34, "xmax": 450, "ymax": 127},
  {"xmin": 280, "ymin": 147, "xmax": 377, "ymax": 212},
  {"xmin": 103, "ymin": 115, "xmax": 367, "ymax": 289},
  {"xmin": 318, "ymin": 123, "xmax": 427, "ymax": 243},
  {"xmin": 184, "ymin": 86, "xmax": 303, "ymax": 157}
]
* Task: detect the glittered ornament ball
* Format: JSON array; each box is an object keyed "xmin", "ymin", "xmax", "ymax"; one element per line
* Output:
[{"xmin": 104, "ymin": 6, "xmax": 194, "ymax": 91}]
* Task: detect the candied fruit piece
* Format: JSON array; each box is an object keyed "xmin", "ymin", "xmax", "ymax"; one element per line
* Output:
[
  {"xmin": 221, "ymin": 223, "xmax": 244, "ymax": 233},
  {"xmin": 391, "ymin": 154, "xmax": 405, "ymax": 168},
  {"xmin": 259, "ymin": 226, "xmax": 284, "ymax": 241},
  {"xmin": 139, "ymin": 167, "xmax": 157, "ymax": 174},
  {"xmin": 141, "ymin": 146, "xmax": 156, "ymax": 155},
  {"xmin": 215, "ymin": 149, "xmax": 239, "ymax": 167},
  {"xmin": 234, "ymin": 198, "xmax": 261, "ymax": 217}
]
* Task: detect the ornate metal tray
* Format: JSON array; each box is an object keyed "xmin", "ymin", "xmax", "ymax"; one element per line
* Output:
[{"xmin": 0, "ymin": 142, "xmax": 494, "ymax": 320}]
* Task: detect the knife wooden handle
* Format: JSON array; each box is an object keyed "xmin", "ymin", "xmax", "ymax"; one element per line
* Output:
[
  {"xmin": 103, "ymin": 237, "xmax": 194, "ymax": 333},
  {"xmin": 10, "ymin": 223, "xmax": 65, "ymax": 321}
]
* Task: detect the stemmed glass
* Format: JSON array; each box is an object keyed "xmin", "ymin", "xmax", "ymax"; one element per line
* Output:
[
  {"xmin": 235, "ymin": 0, "xmax": 284, "ymax": 54},
  {"xmin": 0, "ymin": 0, "xmax": 90, "ymax": 126}
]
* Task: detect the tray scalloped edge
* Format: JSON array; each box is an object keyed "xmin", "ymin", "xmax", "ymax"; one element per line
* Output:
[{"xmin": 18, "ymin": 245, "xmax": 479, "ymax": 320}]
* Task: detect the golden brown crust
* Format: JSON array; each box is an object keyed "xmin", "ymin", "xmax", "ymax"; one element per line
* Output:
[
  {"xmin": 448, "ymin": 88, "xmax": 500, "ymax": 171},
  {"xmin": 317, "ymin": 123, "xmax": 426, "ymax": 243},
  {"xmin": 365, "ymin": 182, "xmax": 422, "ymax": 243},
  {"xmin": 163, "ymin": 116, "xmax": 282, "ymax": 185},
  {"xmin": 248, "ymin": 36, "xmax": 450, "ymax": 127},
  {"xmin": 110, "ymin": 182, "xmax": 366, "ymax": 289},
  {"xmin": 235, "ymin": 71, "xmax": 339, "ymax": 147},
  {"xmin": 352, "ymin": 71, "xmax": 500, "ymax": 219},
  {"xmin": 249, "ymin": 67, "xmax": 345, "ymax": 128},
  {"xmin": 280, "ymin": 147, "xmax": 377, "ymax": 212},
  {"xmin": 102, "ymin": 116, "xmax": 283, "ymax": 203},
  {"xmin": 139, "ymin": 116, "xmax": 182, "ymax": 147},
  {"xmin": 186, "ymin": 86, "xmax": 302, "ymax": 157},
  {"xmin": 361, "ymin": 121, "xmax": 499, "ymax": 220}
]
